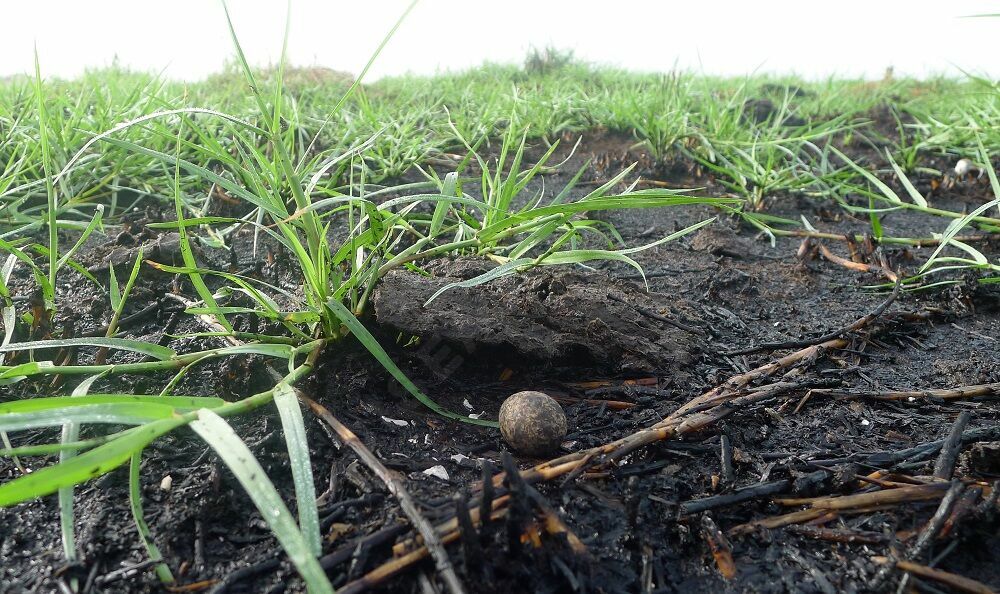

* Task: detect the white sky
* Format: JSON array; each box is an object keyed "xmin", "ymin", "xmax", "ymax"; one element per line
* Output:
[{"xmin": 2, "ymin": 1, "xmax": 998, "ymax": 82}]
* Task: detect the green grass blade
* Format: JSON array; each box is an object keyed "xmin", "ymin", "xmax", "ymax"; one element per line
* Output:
[
  {"xmin": 830, "ymin": 146, "xmax": 901, "ymax": 204},
  {"xmin": 885, "ymin": 150, "xmax": 928, "ymax": 208},
  {"xmin": 129, "ymin": 451, "xmax": 174, "ymax": 584},
  {"xmin": 0, "ymin": 395, "xmax": 226, "ymax": 414},
  {"xmin": 424, "ymin": 259, "xmax": 531, "ymax": 305},
  {"xmin": 0, "ymin": 417, "xmax": 187, "ymax": 506},
  {"xmin": 273, "ymin": 383, "xmax": 321, "ymax": 556},
  {"xmin": 0, "ymin": 337, "xmax": 174, "ymax": 361},
  {"xmin": 325, "ymin": 299, "xmax": 494, "ymax": 426},
  {"xmin": 0, "ymin": 403, "xmax": 180, "ymax": 432},
  {"xmin": 189, "ymin": 408, "xmax": 333, "ymax": 594},
  {"xmin": 58, "ymin": 373, "xmax": 104, "ymax": 565},
  {"xmin": 33, "ymin": 48, "xmax": 58, "ymax": 308}
]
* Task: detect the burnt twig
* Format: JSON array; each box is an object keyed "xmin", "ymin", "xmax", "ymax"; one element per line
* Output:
[
  {"xmin": 701, "ymin": 514, "xmax": 736, "ymax": 580},
  {"xmin": 814, "ymin": 382, "xmax": 1000, "ymax": 402},
  {"xmin": 302, "ymin": 396, "xmax": 465, "ymax": 594},
  {"xmin": 934, "ymin": 412, "xmax": 973, "ymax": 480},
  {"xmin": 719, "ymin": 434, "xmax": 735, "ymax": 486},
  {"xmin": 870, "ymin": 481, "xmax": 965, "ymax": 590},
  {"xmin": 872, "ymin": 558, "xmax": 995, "ymax": 594},
  {"xmin": 679, "ymin": 480, "xmax": 789, "ymax": 516}
]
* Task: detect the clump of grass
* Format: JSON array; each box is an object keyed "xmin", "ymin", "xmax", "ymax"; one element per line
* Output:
[{"xmin": 523, "ymin": 46, "xmax": 577, "ymax": 76}]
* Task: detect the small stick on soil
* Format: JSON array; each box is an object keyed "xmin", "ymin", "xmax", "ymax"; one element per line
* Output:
[
  {"xmin": 976, "ymin": 481, "xmax": 1000, "ymax": 518},
  {"xmin": 814, "ymin": 382, "xmax": 1000, "ymax": 402},
  {"xmin": 728, "ymin": 508, "xmax": 830, "ymax": 536},
  {"xmin": 701, "ymin": 514, "xmax": 736, "ymax": 580},
  {"xmin": 679, "ymin": 480, "xmax": 790, "ymax": 516},
  {"xmin": 870, "ymin": 481, "xmax": 966, "ymax": 590},
  {"xmin": 83, "ymin": 300, "xmax": 163, "ymax": 338},
  {"xmin": 911, "ymin": 481, "xmax": 966, "ymax": 560},
  {"xmin": 521, "ymin": 483, "xmax": 588, "ymax": 556},
  {"xmin": 671, "ymin": 337, "xmax": 848, "ymax": 420},
  {"xmin": 323, "ymin": 524, "xmax": 410, "ymax": 572},
  {"xmin": 478, "ymin": 460, "xmax": 495, "ymax": 543},
  {"xmin": 163, "ymin": 293, "xmax": 241, "ymax": 347},
  {"xmin": 782, "ymin": 229, "xmax": 996, "ymax": 248},
  {"xmin": 210, "ymin": 556, "xmax": 281, "ymax": 594},
  {"xmin": 816, "ymin": 243, "xmax": 898, "ymax": 281},
  {"xmin": 719, "ymin": 434, "xmax": 735, "ymax": 486},
  {"xmin": 940, "ymin": 486, "xmax": 982, "ymax": 539},
  {"xmin": 784, "ymin": 524, "xmax": 888, "ymax": 545},
  {"xmin": 933, "ymin": 412, "xmax": 973, "ymax": 480},
  {"xmin": 94, "ymin": 559, "xmax": 164, "ymax": 587},
  {"xmin": 810, "ymin": 483, "xmax": 950, "ymax": 510},
  {"xmin": 724, "ymin": 279, "xmax": 901, "ymax": 356},
  {"xmin": 871, "ymin": 558, "xmax": 996, "ymax": 594},
  {"xmin": 301, "ymin": 395, "xmax": 466, "ymax": 594},
  {"xmin": 453, "ymin": 491, "xmax": 483, "ymax": 571},
  {"xmin": 339, "ymin": 510, "xmax": 510, "ymax": 594}
]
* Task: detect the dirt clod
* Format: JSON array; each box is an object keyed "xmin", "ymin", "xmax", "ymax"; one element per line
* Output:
[{"xmin": 373, "ymin": 258, "xmax": 702, "ymax": 374}]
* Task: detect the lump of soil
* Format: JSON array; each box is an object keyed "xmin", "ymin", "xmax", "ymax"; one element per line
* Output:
[
  {"xmin": 689, "ymin": 224, "xmax": 755, "ymax": 258},
  {"xmin": 372, "ymin": 257, "xmax": 702, "ymax": 375}
]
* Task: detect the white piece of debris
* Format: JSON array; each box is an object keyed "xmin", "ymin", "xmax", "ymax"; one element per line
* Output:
[
  {"xmin": 955, "ymin": 158, "xmax": 973, "ymax": 176},
  {"xmin": 422, "ymin": 465, "xmax": 450, "ymax": 481},
  {"xmin": 860, "ymin": 419, "xmax": 871, "ymax": 426},
  {"xmin": 160, "ymin": 475, "xmax": 173, "ymax": 492},
  {"xmin": 462, "ymin": 398, "xmax": 474, "ymax": 411},
  {"xmin": 381, "ymin": 416, "xmax": 410, "ymax": 427},
  {"xmin": 468, "ymin": 411, "xmax": 486, "ymax": 420},
  {"xmin": 450, "ymin": 453, "xmax": 471, "ymax": 465}
]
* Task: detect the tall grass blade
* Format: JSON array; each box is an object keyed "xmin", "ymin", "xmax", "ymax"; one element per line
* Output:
[
  {"xmin": 189, "ymin": 409, "xmax": 333, "ymax": 594},
  {"xmin": 273, "ymin": 383, "xmax": 321, "ymax": 556}
]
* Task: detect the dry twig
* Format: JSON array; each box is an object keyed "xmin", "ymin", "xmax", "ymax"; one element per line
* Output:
[{"xmin": 302, "ymin": 396, "xmax": 466, "ymax": 594}]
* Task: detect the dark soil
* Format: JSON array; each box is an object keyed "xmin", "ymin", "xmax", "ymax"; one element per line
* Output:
[{"xmin": 2, "ymin": 120, "xmax": 999, "ymax": 594}]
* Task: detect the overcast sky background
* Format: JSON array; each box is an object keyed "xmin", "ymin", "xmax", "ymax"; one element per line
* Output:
[{"xmin": 2, "ymin": 1, "xmax": 998, "ymax": 82}]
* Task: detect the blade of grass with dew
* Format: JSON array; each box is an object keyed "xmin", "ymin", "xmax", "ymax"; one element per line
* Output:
[
  {"xmin": 0, "ymin": 395, "xmax": 226, "ymax": 414},
  {"xmin": 273, "ymin": 383, "xmax": 321, "ymax": 556},
  {"xmin": 129, "ymin": 451, "xmax": 175, "ymax": 584},
  {"xmin": 0, "ymin": 238, "xmax": 55, "ymax": 310},
  {"xmin": 33, "ymin": 48, "xmax": 58, "ymax": 313},
  {"xmin": 56, "ymin": 205, "xmax": 103, "ymax": 272},
  {"xmin": 189, "ymin": 408, "xmax": 333, "ymax": 594},
  {"xmin": 0, "ymin": 403, "xmax": 182, "ymax": 432},
  {"xmin": 0, "ymin": 337, "xmax": 175, "ymax": 361},
  {"xmin": 0, "ymin": 416, "xmax": 188, "ymax": 506},
  {"xmin": 170, "ymin": 130, "xmax": 232, "ymax": 333},
  {"xmin": 58, "ymin": 373, "xmax": 106, "ymax": 567}
]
